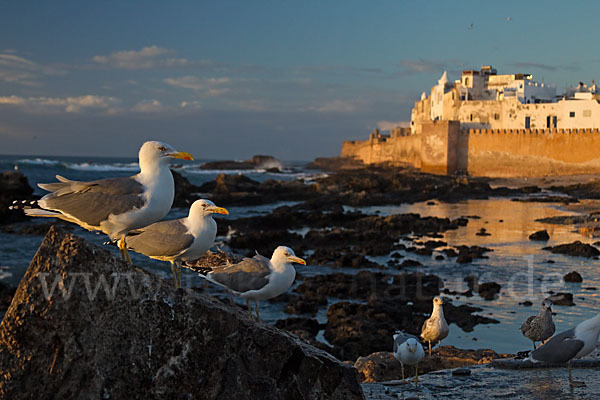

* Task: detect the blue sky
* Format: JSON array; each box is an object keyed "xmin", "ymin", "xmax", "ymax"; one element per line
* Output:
[{"xmin": 1, "ymin": 1, "xmax": 599, "ymax": 160}]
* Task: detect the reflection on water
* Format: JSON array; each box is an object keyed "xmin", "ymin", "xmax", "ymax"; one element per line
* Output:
[{"xmin": 347, "ymin": 198, "xmax": 600, "ymax": 354}]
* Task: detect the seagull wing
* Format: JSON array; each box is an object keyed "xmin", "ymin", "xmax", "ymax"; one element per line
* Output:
[
  {"xmin": 206, "ymin": 254, "xmax": 271, "ymax": 294},
  {"xmin": 38, "ymin": 175, "xmax": 145, "ymax": 227},
  {"xmin": 127, "ymin": 219, "xmax": 193, "ymax": 258},
  {"xmin": 530, "ymin": 328, "xmax": 584, "ymax": 363}
]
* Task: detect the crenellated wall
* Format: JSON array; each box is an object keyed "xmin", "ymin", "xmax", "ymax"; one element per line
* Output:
[{"xmin": 341, "ymin": 124, "xmax": 600, "ymax": 177}]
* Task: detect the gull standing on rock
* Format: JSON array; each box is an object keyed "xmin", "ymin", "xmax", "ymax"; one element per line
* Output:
[
  {"xmin": 421, "ymin": 296, "xmax": 449, "ymax": 357},
  {"xmin": 528, "ymin": 313, "xmax": 600, "ymax": 386},
  {"xmin": 124, "ymin": 199, "xmax": 228, "ymax": 288},
  {"xmin": 393, "ymin": 331, "xmax": 425, "ymax": 384},
  {"xmin": 192, "ymin": 246, "xmax": 306, "ymax": 321},
  {"xmin": 14, "ymin": 141, "xmax": 193, "ymax": 262},
  {"xmin": 520, "ymin": 299, "xmax": 555, "ymax": 349}
]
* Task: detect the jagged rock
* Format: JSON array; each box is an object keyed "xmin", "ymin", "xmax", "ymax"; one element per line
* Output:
[
  {"xmin": 477, "ymin": 282, "xmax": 502, "ymax": 301},
  {"xmin": 0, "ymin": 171, "xmax": 36, "ymax": 224},
  {"xmin": 0, "ymin": 227, "xmax": 364, "ymax": 399},
  {"xmin": 546, "ymin": 292, "xmax": 575, "ymax": 306},
  {"xmin": 543, "ymin": 241, "xmax": 600, "ymax": 258},
  {"xmin": 354, "ymin": 347, "xmax": 509, "ymax": 383},
  {"xmin": 529, "ymin": 230, "xmax": 550, "ymax": 241},
  {"xmin": 563, "ymin": 271, "xmax": 583, "ymax": 283},
  {"xmin": 0, "ymin": 281, "xmax": 15, "ymax": 319},
  {"xmin": 171, "ymin": 169, "xmax": 201, "ymax": 207}
]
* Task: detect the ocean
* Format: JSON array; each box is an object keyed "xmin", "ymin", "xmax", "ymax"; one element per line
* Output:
[{"xmin": 1, "ymin": 154, "xmax": 599, "ymax": 355}]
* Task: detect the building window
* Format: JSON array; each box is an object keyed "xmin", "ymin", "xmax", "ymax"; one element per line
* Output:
[
  {"xmin": 493, "ymin": 113, "xmax": 500, "ymax": 120},
  {"xmin": 569, "ymin": 111, "xmax": 575, "ymax": 118},
  {"xmin": 546, "ymin": 116, "xmax": 551, "ymax": 128},
  {"xmin": 553, "ymin": 116, "xmax": 557, "ymax": 128},
  {"xmin": 584, "ymin": 110, "xmax": 592, "ymax": 117},
  {"xmin": 465, "ymin": 77, "xmax": 470, "ymax": 86},
  {"xmin": 461, "ymin": 95, "xmax": 465, "ymax": 100},
  {"xmin": 525, "ymin": 116, "xmax": 531, "ymax": 129},
  {"xmin": 470, "ymin": 114, "xmax": 473, "ymax": 121}
]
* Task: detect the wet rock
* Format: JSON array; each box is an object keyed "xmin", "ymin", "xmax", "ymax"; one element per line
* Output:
[
  {"xmin": 529, "ymin": 229, "xmax": 550, "ymax": 241},
  {"xmin": 199, "ymin": 155, "xmax": 282, "ymax": 171},
  {"xmin": 0, "ymin": 171, "xmax": 37, "ymax": 224},
  {"xmin": 476, "ymin": 228, "xmax": 491, "ymax": 236},
  {"xmin": 546, "ymin": 292, "xmax": 575, "ymax": 306},
  {"xmin": 305, "ymin": 157, "xmax": 365, "ymax": 171},
  {"xmin": 563, "ymin": 271, "xmax": 583, "ymax": 283},
  {"xmin": 275, "ymin": 318, "xmax": 321, "ymax": 339},
  {"xmin": 477, "ymin": 282, "xmax": 502, "ymax": 301},
  {"xmin": 354, "ymin": 347, "xmax": 509, "ymax": 383},
  {"xmin": 542, "ymin": 241, "xmax": 600, "ymax": 258},
  {"xmin": 0, "ymin": 227, "xmax": 363, "ymax": 399},
  {"xmin": 171, "ymin": 169, "xmax": 202, "ymax": 207},
  {"xmin": 399, "ymin": 259, "xmax": 422, "ymax": 268},
  {"xmin": 519, "ymin": 301, "xmax": 533, "ymax": 306}
]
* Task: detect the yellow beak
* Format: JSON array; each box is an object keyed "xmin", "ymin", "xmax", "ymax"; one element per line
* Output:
[
  {"xmin": 169, "ymin": 151, "xmax": 194, "ymax": 161},
  {"xmin": 209, "ymin": 206, "xmax": 229, "ymax": 215},
  {"xmin": 289, "ymin": 256, "xmax": 306, "ymax": 265}
]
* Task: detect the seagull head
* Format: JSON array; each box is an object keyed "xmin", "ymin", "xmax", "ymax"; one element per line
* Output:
[
  {"xmin": 190, "ymin": 199, "xmax": 229, "ymax": 218},
  {"xmin": 139, "ymin": 141, "xmax": 194, "ymax": 167},
  {"xmin": 433, "ymin": 296, "xmax": 444, "ymax": 306},
  {"xmin": 542, "ymin": 299, "xmax": 553, "ymax": 312},
  {"xmin": 406, "ymin": 338, "xmax": 418, "ymax": 353},
  {"xmin": 271, "ymin": 246, "xmax": 306, "ymax": 266}
]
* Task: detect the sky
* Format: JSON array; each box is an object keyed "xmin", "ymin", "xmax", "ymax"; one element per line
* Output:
[{"xmin": 1, "ymin": 0, "xmax": 600, "ymax": 161}]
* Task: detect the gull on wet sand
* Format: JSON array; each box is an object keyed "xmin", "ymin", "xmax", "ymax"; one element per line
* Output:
[
  {"xmin": 193, "ymin": 246, "xmax": 306, "ymax": 321},
  {"xmin": 124, "ymin": 199, "xmax": 228, "ymax": 288},
  {"xmin": 520, "ymin": 299, "xmax": 555, "ymax": 349},
  {"xmin": 529, "ymin": 313, "xmax": 600, "ymax": 385},
  {"xmin": 14, "ymin": 141, "xmax": 193, "ymax": 262},
  {"xmin": 421, "ymin": 296, "xmax": 449, "ymax": 357},
  {"xmin": 393, "ymin": 331, "xmax": 425, "ymax": 384}
]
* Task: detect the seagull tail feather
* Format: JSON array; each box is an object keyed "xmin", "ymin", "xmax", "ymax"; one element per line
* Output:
[
  {"xmin": 9, "ymin": 199, "xmax": 60, "ymax": 218},
  {"xmin": 182, "ymin": 263, "xmax": 213, "ymax": 275}
]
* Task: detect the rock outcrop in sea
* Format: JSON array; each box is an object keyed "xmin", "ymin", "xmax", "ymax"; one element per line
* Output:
[{"xmin": 0, "ymin": 227, "xmax": 364, "ymax": 399}]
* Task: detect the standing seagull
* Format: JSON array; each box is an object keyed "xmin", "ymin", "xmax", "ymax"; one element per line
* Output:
[
  {"xmin": 529, "ymin": 313, "xmax": 600, "ymax": 385},
  {"xmin": 520, "ymin": 299, "xmax": 555, "ymax": 349},
  {"xmin": 16, "ymin": 141, "xmax": 193, "ymax": 262},
  {"xmin": 393, "ymin": 331, "xmax": 425, "ymax": 384},
  {"xmin": 421, "ymin": 296, "xmax": 450, "ymax": 357},
  {"xmin": 124, "ymin": 199, "xmax": 228, "ymax": 288},
  {"xmin": 193, "ymin": 246, "xmax": 305, "ymax": 321}
]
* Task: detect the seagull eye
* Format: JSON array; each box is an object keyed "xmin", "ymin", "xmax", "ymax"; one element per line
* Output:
[{"xmin": 158, "ymin": 146, "xmax": 167, "ymax": 152}]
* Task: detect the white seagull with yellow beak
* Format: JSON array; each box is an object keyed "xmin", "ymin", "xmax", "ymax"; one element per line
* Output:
[{"xmin": 16, "ymin": 141, "xmax": 193, "ymax": 262}]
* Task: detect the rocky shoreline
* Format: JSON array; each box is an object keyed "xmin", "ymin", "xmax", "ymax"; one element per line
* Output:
[{"xmin": 3, "ymin": 162, "xmax": 600, "ymax": 397}]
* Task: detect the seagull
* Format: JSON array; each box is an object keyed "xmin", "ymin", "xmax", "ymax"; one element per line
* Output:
[
  {"xmin": 421, "ymin": 296, "xmax": 449, "ymax": 357},
  {"xmin": 192, "ymin": 246, "xmax": 306, "ymax": 321},
  {"xmin": 14, "ymin": 141, "xmax": 193, "ymax": 262},
  {"xmin": 123, "ymin": 199, "xmax": 228, "ymax": 288},
  {"xmin": 529, "ymin": 313, "xmax": 600, "ymax": 386},
  {"xmin": 393, "ymin": 331, "xmax": 425, "ymax": 384},
  {"xmin": 520, "ymin": 299, "xmax": 555, "ymax": 349}
]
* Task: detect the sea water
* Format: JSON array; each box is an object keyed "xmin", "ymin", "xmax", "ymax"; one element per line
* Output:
[{"xmin": 1, "ymin": 154, "xmax": 598, "ymax": 355}]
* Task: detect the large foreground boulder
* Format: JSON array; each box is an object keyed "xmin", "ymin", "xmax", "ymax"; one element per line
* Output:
[{"xmin": 0, "ymin": 227, "xmax": 364, "ymax": 399}]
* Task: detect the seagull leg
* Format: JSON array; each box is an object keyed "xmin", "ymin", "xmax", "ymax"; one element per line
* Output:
[
  {"xmin": 533, "ymin": 341, "xmax": 537, "ymax": 350},
  {"xmin": 438, "ymin": 340, "xmax": 442, "ymax": 356},
  {"xmin": 415, "ymin": 363, "xmax": 419, "ymax": 385},
  {"xmin": 401, "ymin": 364, "xmax": 405, "ymax": 381},
  {"xmin": 119, "ymin": 236, "xmax": 132, "ymax": 263},
  {"xmin": 428, "ymin": 341, "xmax": 432, "ymax": 357},
  {"xmin": 175, "ymin": 260, "xmax": 182, "ymax": 289},
  {"xmin": 246, "ymin": 299, "xmax": 254, "ymax": 320},
  {"xmin": 170, "ymin": 262, "xmax": 178, "ymax": 287},
  {"xmin": 254, "ymin": 299, "xmax": 261, "ymax": 322}
]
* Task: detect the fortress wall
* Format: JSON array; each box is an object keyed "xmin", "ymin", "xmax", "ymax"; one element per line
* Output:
[
  {"xmin": 467, "ymin": 128, "xmax": 600, "ymax": 177},
  {"xmin": 341, "ymin": 135, "xmax": 421, "ymax": 167}
]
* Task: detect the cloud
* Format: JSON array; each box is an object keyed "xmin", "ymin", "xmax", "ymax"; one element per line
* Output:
[
  {"xmin": 0, "ymin": 53, "xmax": 66, "ymax": 86},
  {"xmin": 0, "ymin": 95, "xmax": 121, "ymax": 113},
  {"xmin": 93, "ymin": 45, "xmax": 190, "ymax": 70},
  {"xmin": 164, "ymin": 76, "xmax": 230, "ymax": 96},
  {"xmin": 132, "ymin": 99, "xmax": 165, "ymax": 113},
  {"xmin": 400, "ymin": 59, "xmax": 446, "ymax": 73},
  {"xmin": 509, "ymin": 62, "xmax": 581, "ymax": 73},
  {"xmin": 311, "ymin": 100, "xmax": 358, "ymax": 113},
  {"xmin": 377, "ymin": 120, "xmax": 409, "ymax": 131}
]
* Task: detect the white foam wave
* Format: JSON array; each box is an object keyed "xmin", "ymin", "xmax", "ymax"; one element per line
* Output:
[
  {"xmin": 66, "ymin": 162, "xmax": 140, "ymax": 172},
  {"xmin": 16, "ymin": 158, "xmax": 62, "ymax": 166}
]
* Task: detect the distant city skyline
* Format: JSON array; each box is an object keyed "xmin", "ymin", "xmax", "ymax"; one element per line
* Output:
[{"xmin": 1, "ymin": 0, "xmax": 599, "ymax": 160}]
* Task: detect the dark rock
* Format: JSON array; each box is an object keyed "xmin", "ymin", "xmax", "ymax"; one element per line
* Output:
[
  {"xmin": 0, "ymin": 171, "xmax": 37, "ymax": 224},
  {"xmin": 275, "ymin": 318, "xmax": 321, "ymax": 339},
  {"xmin": 546, "ymin": 292, "xmax": 576, "ymax": 306},
  {"xmin": 399, "ymin": 259, "xmax": 422, "ymax": 268},
  {"xmin": 563, "ymin": 271, "xmax": 583, "ymax": 283},
  {"xmin": 199, "ymin": 155, "xmax": 282, "ymax": 171},
  {"xmin": 519, "ymin": 301, "xmax": 533, "ymax": 306},
  {"xmin": 305, "ymin": 157, "xmax": 364, "ymax": 171},
  {"xmin": 476, "ymin": 228, "xmax": 491, "ymax": 236},
  {"xmin": 529, "ymin": 230, "xmax": 550, "ymax": 241},
  {"xmin": 171, "ymin": 169, "xmax": 202, "ymax": 207},
  {"xmin": 0, "ymin": 281, "xmax": 15, "ymax": 319},
  {"xmin": 477, "ymin": 282, "xmax": 502, "ymax": 301},
  {"xmin": 452, "ymin": 368, "xmax": 472, "ymax": 376},
  {"xmin": 543, "ymin": 241, "xmax": 600, "ymax": 258},
  {"xmin": 0, "ymin": 227, "xmax": 363, "ymax": 399}
]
